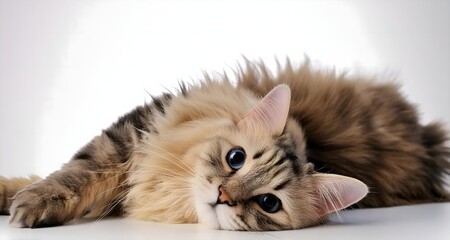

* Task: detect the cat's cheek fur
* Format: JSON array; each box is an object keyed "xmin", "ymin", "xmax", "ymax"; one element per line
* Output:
[
  {"xmin": 214, "ymin": 205, "xmax": 239, "ymax": 230},
  {"xmin": 194, "ymin": 198, "xmax": 219, "ymax": 229},
  {"xmin": 192, "ymin": 179, "xmax": 220, "ymax": 228}
]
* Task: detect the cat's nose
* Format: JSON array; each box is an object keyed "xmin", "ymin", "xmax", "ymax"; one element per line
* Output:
[{"xmin": 217, "ymin": 185, "xmax": 236, "ymax": 206}]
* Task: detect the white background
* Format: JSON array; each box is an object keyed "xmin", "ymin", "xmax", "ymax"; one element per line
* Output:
[{"xmin": 1, "ymin": 0, "xmax": 449, "ymax": 178}]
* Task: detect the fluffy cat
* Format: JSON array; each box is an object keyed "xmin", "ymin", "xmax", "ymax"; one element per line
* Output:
[{"xmin": 0, "ymin": 60, "xmax": 449, "ymax": 231}]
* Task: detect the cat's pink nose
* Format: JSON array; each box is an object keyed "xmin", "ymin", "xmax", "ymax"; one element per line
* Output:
[{"xmin": 217, "ymin": 186, "xmax": 236, "ymax": 206}]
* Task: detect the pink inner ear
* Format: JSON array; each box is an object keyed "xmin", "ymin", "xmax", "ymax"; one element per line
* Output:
[
  {"xmin": 313, "ymin": 173, "xmax": 369, "ymax": 216},
  {"xmin": 238, "ymin": 84, "xmax": 291, "ymax": 135}
]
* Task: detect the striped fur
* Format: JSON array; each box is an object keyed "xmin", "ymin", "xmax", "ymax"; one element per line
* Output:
[{"xmin": 1, "ymin": 59, "xmax": 449, "ymax": 230}]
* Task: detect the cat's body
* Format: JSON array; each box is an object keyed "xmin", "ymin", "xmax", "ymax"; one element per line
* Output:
[{"xmin": 1, "ymin": 60, "xmax": 449, "ymax": 230}]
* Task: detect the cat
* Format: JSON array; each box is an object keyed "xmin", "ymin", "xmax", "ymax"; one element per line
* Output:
[{"xmin": 0, "ymin": 59, "xmax": 449, "ymax": 231}]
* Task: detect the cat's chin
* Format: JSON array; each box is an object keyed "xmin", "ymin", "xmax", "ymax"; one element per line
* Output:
[
  {"xmin": 213, "ymin": 205, "xmax": 241, "ymax": 230},
  {"xmin": 192, "ymin": 181, "xmax": 221, "ymax": 229},
  {"xmin": 195, "ymin": 201, "xmax": 238, "ymax": 230},
  {"xmin": 195, "ymin": 200, "xmax": 220, "ymax": 229}
]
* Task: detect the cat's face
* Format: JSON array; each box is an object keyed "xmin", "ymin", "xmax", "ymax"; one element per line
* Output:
[
  {"xmin": 191, "ymin": 119, "xmax": 319, "ymax": 230},
  {"xmin": 190, "ymin": 85, "xmax": 368, "ymax": 230}
]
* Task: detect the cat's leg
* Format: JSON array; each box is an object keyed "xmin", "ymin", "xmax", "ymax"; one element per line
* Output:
[
  {"xmin": 9, "ymin": 131, "xmax": 135, "ymax": 228},
  {"xmin": 9, "ymin": 121, "xmax": 143, "ymax": 228},
  {"xmin": 8, "ymin": 97, "xmax": 168, "ymax": 228}
]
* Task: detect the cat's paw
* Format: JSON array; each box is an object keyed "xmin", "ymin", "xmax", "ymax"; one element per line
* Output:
[{"xmin": 9, "ymin": 185, "xmax": 78, "ymax": 228}]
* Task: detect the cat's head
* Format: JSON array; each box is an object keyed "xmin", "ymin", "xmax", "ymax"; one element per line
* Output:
[{"xmin": 189, "ymin": 85, "xmax": 368, "ymax": 230}]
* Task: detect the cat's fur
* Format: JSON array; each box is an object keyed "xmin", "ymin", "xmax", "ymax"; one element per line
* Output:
[{"xmin": 0, "ymin": 60, "xmax": 449, "ymax": 230}]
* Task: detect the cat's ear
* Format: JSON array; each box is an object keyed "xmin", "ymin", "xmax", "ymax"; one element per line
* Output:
[
  {"xmin": 312, "ymin": 173, "xmax": 368, "ymax": 216},
  {"xmin": 238, "ymin": 84, "xmax": 291, "ymax": 135}
]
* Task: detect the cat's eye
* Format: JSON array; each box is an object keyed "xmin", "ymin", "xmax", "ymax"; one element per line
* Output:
[
  {"xmin": 226, "ymin": 147, "xmax": 246, "ymax": 170},
  {"xmin": 255, "ymin": 194, "xmax": 281, "ymax": 213}
]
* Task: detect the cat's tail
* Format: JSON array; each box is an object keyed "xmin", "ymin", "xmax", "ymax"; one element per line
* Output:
[
  {"xmin": 421, "ymin": 122, "xmax": 450, "ymax": 201},
  {"xmin": 0, "ymin": 175, "xmax": 41, "ymax": 215}
]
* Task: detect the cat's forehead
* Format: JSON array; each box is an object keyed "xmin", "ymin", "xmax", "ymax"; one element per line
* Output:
[
  {"xmin": 220, "ymin": 126, "xmax": 281, "ymax": 155},
  {"xmin": 220, "ymin": 121, "xmax": 303, "ymax": 153}
]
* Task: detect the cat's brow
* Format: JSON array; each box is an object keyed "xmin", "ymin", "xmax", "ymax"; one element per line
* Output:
[
  {"xmin": 215, "ymin": 136, "xmax": 234, "ymax": 147},
  {"xmin": 268, "ymin": 150, "xmax": 301, "ymax": 176},
  {"xmin": 266, "ymin": 149, "xmax": 280, "ymax": 162},
  {"xmin": 253, "ymin": 149, "xmax": 266, "ymax": 159},
  {"xmin": 274, "ymin": 179, "xmax": 290, "ymax": 191}
]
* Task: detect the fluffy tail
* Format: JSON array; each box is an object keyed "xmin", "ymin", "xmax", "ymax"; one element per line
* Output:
[
  {"xmin": 0, "ymin": 176, "xmax": 41, "ymax": 214},
  {"xmin": 421, "ymin": 122, "xmax": 450, "ymax": 200}
]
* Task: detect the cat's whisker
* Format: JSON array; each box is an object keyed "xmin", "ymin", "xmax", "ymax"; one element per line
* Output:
[
  {"xmin": 133, "ymin": 168, "xmax": 194, "ymax": 181},
  {"xmin": 254, "ymin": 232, "xmax": 280, "ymax": 239},
  {"xmin": 135, "ymin": 145, "xmax": 197, "ymax": 177},
  {"xmin": 143, "ymin": 171, "xmax": 194, "ymax": 184},
  {"xmin": 138, "ymin": 192, "xmax": 192, "ymax": 213},
  {"xmin": 86, "ymin": 169, "xmax": 128, "ymax": 175},
  {"xmin": 135, "ymin": 155, "xmax": 195, "ymax": 178},
  {"xmin": 93, "ymin": 180, "xmax": 130, "ymax": 198},
  {"xmin": 138, "ymin": 142, "xmax": 198, "ymax": 175},
  {"xmin": 143, "ymin": 164, "xmax": 187, "ymax": 177},
  {"xmin": 88, "ymin": 166, "xmax": 194, "ymax": 188},
  {"xmin": 95, "ymin": 192, "xmax": 128, "ymax": 223},
  {"xmin": 135, "ymin": 147, "xmax": 208, "ymax": 180},
  {"xmin": 134, "ymin": 189, "xmax": 192, "ymax": 212}
]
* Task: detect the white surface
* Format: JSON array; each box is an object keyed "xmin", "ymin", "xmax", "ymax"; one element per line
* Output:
[{"xmin": 1, "ymin": 203, "xmax": 449, "ymax": 240}]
